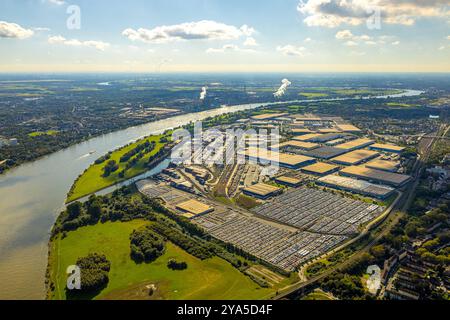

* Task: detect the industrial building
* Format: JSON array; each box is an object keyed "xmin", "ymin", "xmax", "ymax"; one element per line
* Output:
[
  {"xmin": 336, "ymin": 124, "xmax": 362, "ymax": 133},
  {"xmin": 318, "ymin": 128, "xmax": 341, "ymax": 133},
  {"xmin": 335, "ymin": 138, "xmax": 374, "ymax": 151},
  {"xmin": 365, "ymin": 159, "xmax": 400, "ymax": 172},
  {"xmin": 185, "ymin": 166, "xmax": 210, "ymax": 184},
  {"xmin": 175, "ymin": 199, "xmax": 214, "ymax": 217},
  {"xmin": 326, "ymin": 138, "xmax": 345, "ymax": 146},
  {"xmin": 243, "ymin": 183, "xmax": 282, "ymax": 199},
  {"xmin": 301, "ymin": 162, "xmax": 340, "ymax": 176},
  {"xmin": 241, "ymin": 147, "xmax": 316, "ymax": 169},
  {"xmin": 309, "ymin": 133, "xmax": 346, "ymax": 143},
  {"xmin": 294, "ymin": 133, "xmax": 325, "ymax": 142},
  {"xmin": 170, "ymin": 179, "xmax": 195, "ymax": 193},
  {"xmin": 340, "ymin": 166, "xmax": 412, "ymax": 187},
  {"xmin": 369, "ymin": 143, "xmax": 406, "ymax": 154},
  {"xmin": 302, "ymin": 146, "xmax": 348, "ymax": 160},
  {"xmin": 291, "ymin": 128, "xmax": 314, "ymax": 135},
  {"xmin": 331, "ymin": 149, "xmax": 380, "ymax": 165},
  {"xmin": 274, "ymin": 175, "xmax": 302, "ymax": 187},
  {"xmin": 272, "ymin": 140, "xmax": 319, "ymax": 151},
  {"xmin": 317, "ymin": 175, "xmax": 395, "ymax": 199},
  {"xmin": 251, "ymin": 113, "xmax": 288, "ymax": 121}
]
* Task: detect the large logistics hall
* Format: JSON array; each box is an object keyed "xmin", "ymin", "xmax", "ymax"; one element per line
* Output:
[
  {"xmin": 241, "ymin": 147, "xmax": 316, "ymax": 169},
  {"xmin": 272, "ymin": 140, "xmax": 319, "ymax": 151},
  {"xmin": 365, "ymin": 159, "xmax": 400, "ymax": 172},
  {"xmin": 243, "ymin": 183, "xmax": 282, "ymax": 199},
  {"xmin": 301, "ymin": 162, "xmax": 340, "ymax": 176},
  {"xmin": 339, "ymin": 166, "xmax": 412, "ymax": 187},
  {"xmin": 175, "ymin": 199, "xmax": 214, "ymax": 217},
  {"xmin": 369, "ymin": 143, "xmax": 406, "ymax": 154},
  {"xmin": 331, "ymin": 149, "xmax": 380, "ymax": 165},
  {"xmin": 317, "ymin": 174, "xmax": 395, "ymax": 199},
  {"xmin": 302, "ymin": 146, "xmax": 348, "ymax": 160},
  {"xmin": 335, "ymin": 138, "xmax": 374, "ymax": 151}
]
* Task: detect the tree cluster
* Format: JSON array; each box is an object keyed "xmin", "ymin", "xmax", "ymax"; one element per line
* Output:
[{"xmin": 130, "ymin": 227, "xmax": 165, "ymax": 263}]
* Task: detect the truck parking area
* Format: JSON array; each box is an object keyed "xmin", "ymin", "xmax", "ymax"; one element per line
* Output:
[
  {"xmin": 252, "ymin": 187, "xmax": 385, "ymax": 235},
  {"xmin": 192, "ymin": 209, "xmax": 348, "ymax": 272}
]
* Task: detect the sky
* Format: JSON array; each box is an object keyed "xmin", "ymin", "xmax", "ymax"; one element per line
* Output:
[{"xmin": 0, "ymin": 0, "xmax": 449, "ymax": 73}]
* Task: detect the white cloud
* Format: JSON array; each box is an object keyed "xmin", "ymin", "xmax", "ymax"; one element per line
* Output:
[
  {"xmin": 447, "ymin": 35, "xmax": 450, "ymax": 40},
  {"xmin": 206, "ymin": 44, "xmax": 256, "ymax": 54},
  {"xmin": 345, "ymin": 40, "xmax": 358, "ymax": 47},
  {"xmin": 122, "ymin": 20, "xmax": 256, "ymax": 43},
  {"xmin": 47, "ymin": 0, "xmax": 65, "ymax": 5},
  {"xmin": 336, "ymin": 30, "xmax": 371, "ymax": 41},
  {"xmin": 33, "ymin": 27, "xmax": 51, "ymax": 32},
  {"xmin": 335, "ymin": 30, "xmax": 398, "ymax": 47},
  {"xmin": 335, "ymin": 30, "xmax": 353, "ymax": 40},
  {"xmin": 276, "ymin": 44, "xmax": 306, "ymax": 57},
  {"xmin": 243, "ymin": 37, "xmax": 258, "ymax": 46},
  {"xmin": 297, "ymin": 0, "xmax": 450, "ymax": 28},
  {"xmin": 304, "ymin": 37, "xmax": 312, "ymax": 42},
  {"xmin": 48, "ymin": 35, "xmax": 110, "ymax": 51},
  {"xmin": 0, "ymin": 21, "xmax": 34, "ymax": 39}
]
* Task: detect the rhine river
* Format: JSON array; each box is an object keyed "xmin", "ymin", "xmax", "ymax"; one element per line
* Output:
[{"xmin": 0, "ymin": 89, "xmax": 422, "ymax": 299}]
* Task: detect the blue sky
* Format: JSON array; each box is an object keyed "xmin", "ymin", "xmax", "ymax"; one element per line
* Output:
[{"xmin": 0, "ymin": 0, "xmax": 449, "ymax": 72}]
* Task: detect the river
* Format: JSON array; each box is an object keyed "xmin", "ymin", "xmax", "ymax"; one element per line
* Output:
[{"xmin": 0, "ymin": 89, "xmax": 423, "ymax": 299}]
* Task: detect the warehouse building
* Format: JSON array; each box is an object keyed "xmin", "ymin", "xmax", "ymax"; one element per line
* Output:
[
  {"xmin": 317, "ymin": 175, "xmax": 395, "ymax": 199},
  {"xmin": 326, "ymin": 138, "xmax": 346, "ymax": 146},
  {"xmin": 336, "ymin": 124, "xmax": 362, "ymax": 133},
  {"xmin": 243, "ymin": 183, "xmax": 282, "ymax": 199},
  {"xmin": 241, "ymin": 148, "xmax": 316, "ymax": 169},
  {"xmin": 309, "ymin": 133, "xmax": 347, "ymax": 143},
  {"xmin": 272, "ymin": 140, "xmax": 319, "ymax": 151},
  {"xmin": 294, "ymin": 133, "xmax": 325, "ymax": 142},
  {"xmin": 365, "ymin": 159, "xmax": 400, "ymax": 172},
  {"xmin": 291, "ymin": 128, "xmax": 314, "ymax": 135},
  {"xmin": 332, "ymin": 150, "xmax": 380, "ymax": 166},
  {"xmin": 340, "ymin": 166, "xmax": 412, "ymax": 187},
  {"xmin": 335, "ymin": 138, "xmax": 374, "ymax": 151},
  {"xmin": 369, "ymin": 143, "xmax": 406, "ymax": 154},
  {"xmin": 185, "ymin": 166, "xmax": 210, "ymax": 184},
  {"xmin": 301, "ymin": 162, "xmax": 340, "ymax": 176},
  {"xmin": 176, "ymin": 199, "xmax": 214, "ymax": 218},
  {"xmin": 318, "ymin": 128, "xmax": 341, "ymax": 133},
  {"xmin": 274, "ymin": 175, "xmax": 302, "ymax": 187},
  {"xmin": 302, "ymin": 146, "xmax": 348, "ymax": 160}
]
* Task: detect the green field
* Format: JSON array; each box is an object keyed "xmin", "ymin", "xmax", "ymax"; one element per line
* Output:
[
  {"xmin": 67, "ymin": 134, "xmax": 167, "ymax": 202},
  {"xmin": 386, "ymin": 102, "xmax": 417, "ymax": 108},
  {"xmin": 48, "ymin": 220, "xmax": 274, "ymax": 300},
  {"xmin": 299, "ymin": 92, "xmax": 329, "ymax": 98},
  {"xmin": 29, "ymin": 130, "xmax": 59, "ymax": 137}
]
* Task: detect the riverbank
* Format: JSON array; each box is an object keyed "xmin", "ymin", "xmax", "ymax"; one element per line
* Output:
[{"xmin": 66, "ymin": 133, "xmax": 172, "ymax": 203}]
